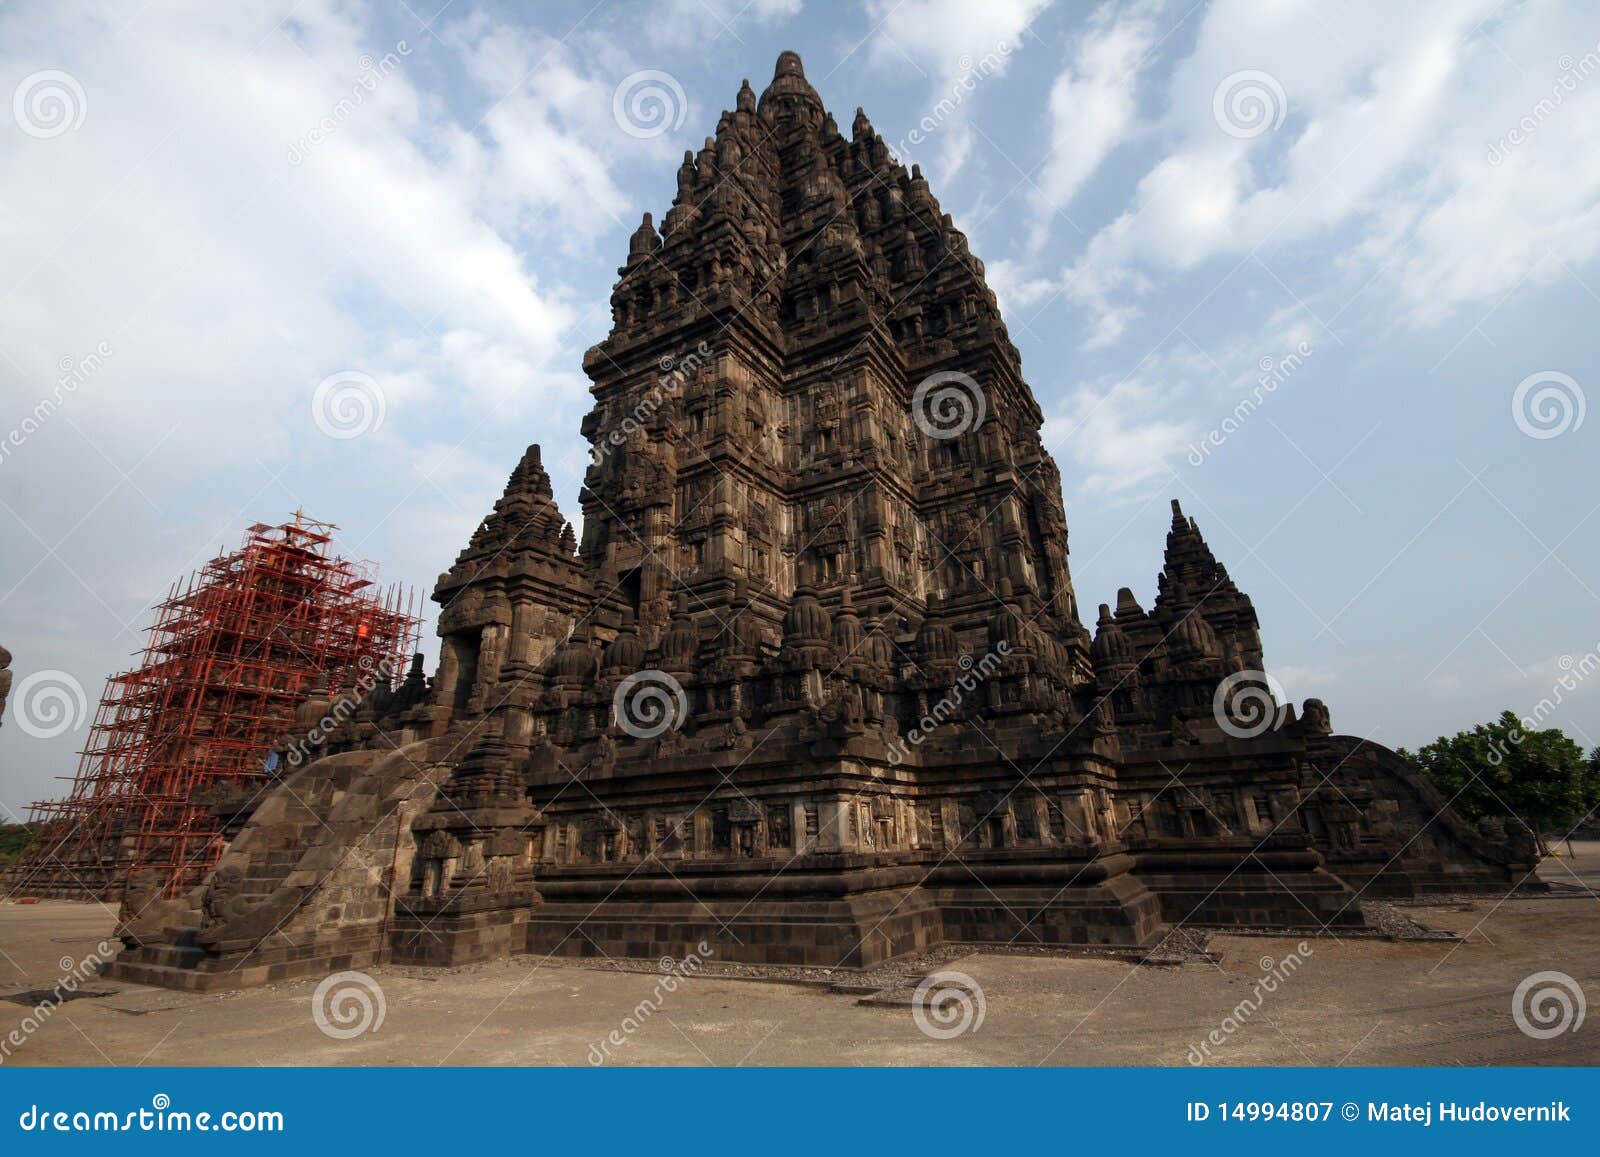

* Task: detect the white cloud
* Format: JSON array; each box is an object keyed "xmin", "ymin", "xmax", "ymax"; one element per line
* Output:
[
  {"xmin": 0, "ymin": 1, "xmax": 610, "ymax": 482},
  {"xmin": 1043, "ymin": 372, "xmax": 1194, "ymax": 498},
  {"xmin": 1039, "ymin": 303, "xmax": 1322, "ymax": 497},
  {"xmin": 652, "ymin": 0, "xmax": 802, "ymax": 49},
  {"xmin": 0, "ymin": 1, "xmax": 638, "ymax": 810},
  {"xmin": 444, "ymin": 15, "xmax": 656, "ymax": 246},
  {"xmin": 986, "ymin": 257, "xmax": 1062, "ymax": 313},
  {"xmin": 1059, "ymin": 258, "xmax": 1151, "ymax": 349},
  {"xmin": 1030, "ymin": 1, "xmax": 1162, "ymax": 247},
  {"xmin": 863, "ymin": 0, "xmax": 1051, "ymax": 184},
  {"xmin": 1056, "ymin": 0, "xmax": 1600, "ymax": 341},
  {"xmin": 865, "ymin": 0, "xmax": 1049, "ymax": 78}
]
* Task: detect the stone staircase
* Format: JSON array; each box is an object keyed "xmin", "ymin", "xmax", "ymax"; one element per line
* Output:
[{"xmin": 108, "ymin": 740, "xmax": 450, "ymax": 991}]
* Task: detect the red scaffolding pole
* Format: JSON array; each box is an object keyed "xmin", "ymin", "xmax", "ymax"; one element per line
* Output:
[{"xmin": 16, "ymin": 513, "xmax": 420, "ymax": 899}]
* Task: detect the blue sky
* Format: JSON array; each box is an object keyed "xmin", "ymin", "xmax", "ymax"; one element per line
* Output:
[{"xmin": 1, "ymin": 0, "xmax": 1596, "ymax": 816}]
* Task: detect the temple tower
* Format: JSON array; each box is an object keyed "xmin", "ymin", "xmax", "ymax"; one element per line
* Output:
[{"xmin": 578, "ymin": 53, "xmax": 1087, "ymax": 671}]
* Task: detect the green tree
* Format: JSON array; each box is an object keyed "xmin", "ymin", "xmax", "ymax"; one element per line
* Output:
[
  {"xmin": 0, "ymin": 822, "xmax": 40, "ymax": 864},
  {"xmin": 1402, "ymin": 711, "xmax": 1596, "ymax": 845}
]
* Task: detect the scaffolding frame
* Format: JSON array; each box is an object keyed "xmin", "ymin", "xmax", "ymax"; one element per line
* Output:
[{"xmin": 18, "ymin": 515, "xmax": 419, "ymax": 899}]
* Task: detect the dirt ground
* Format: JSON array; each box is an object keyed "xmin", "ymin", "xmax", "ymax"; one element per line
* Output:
[{"xmin": 3, "ymin": 845, "xmax": 1598, "ymax": 1067}]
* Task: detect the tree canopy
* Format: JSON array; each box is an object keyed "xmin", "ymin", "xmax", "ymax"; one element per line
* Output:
[
  {"xmin": 0, "ymin": 822, "xmax": 40, "ymax": 864},
  {"xmin": 1402, "ymin": 710, "xmax": 1599, "ymax": 837}
]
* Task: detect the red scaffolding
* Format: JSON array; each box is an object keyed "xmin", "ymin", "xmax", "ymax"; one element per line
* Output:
[{"xmin": 17, "ymin": 513, "xmax": 420, "ymax": 899}]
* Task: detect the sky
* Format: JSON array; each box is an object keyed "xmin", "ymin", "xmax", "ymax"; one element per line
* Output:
[{"xmin": 0, "ymin": 0, "xmax": 1596, "ymax": 818}]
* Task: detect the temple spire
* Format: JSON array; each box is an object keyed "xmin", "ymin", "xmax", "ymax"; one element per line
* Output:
[{"xmin": 758, "ymin": 49, "xmax": 823, "ymax": 119}]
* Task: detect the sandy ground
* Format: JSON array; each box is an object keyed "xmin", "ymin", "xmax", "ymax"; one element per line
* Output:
[{"xmin": 2, "ymin": 845, "xmax": 1598, "ymax": 1067}]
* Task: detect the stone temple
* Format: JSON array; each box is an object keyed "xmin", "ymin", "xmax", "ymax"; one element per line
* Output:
[{"xmin": 110, "ymin": 53, "xmax": 1532, "ymax": 990}]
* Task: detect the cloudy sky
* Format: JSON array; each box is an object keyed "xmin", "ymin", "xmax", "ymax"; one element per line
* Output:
[{"xmin": 1, "ymin": 0, "xmax": 1596, "ymax": 816}]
